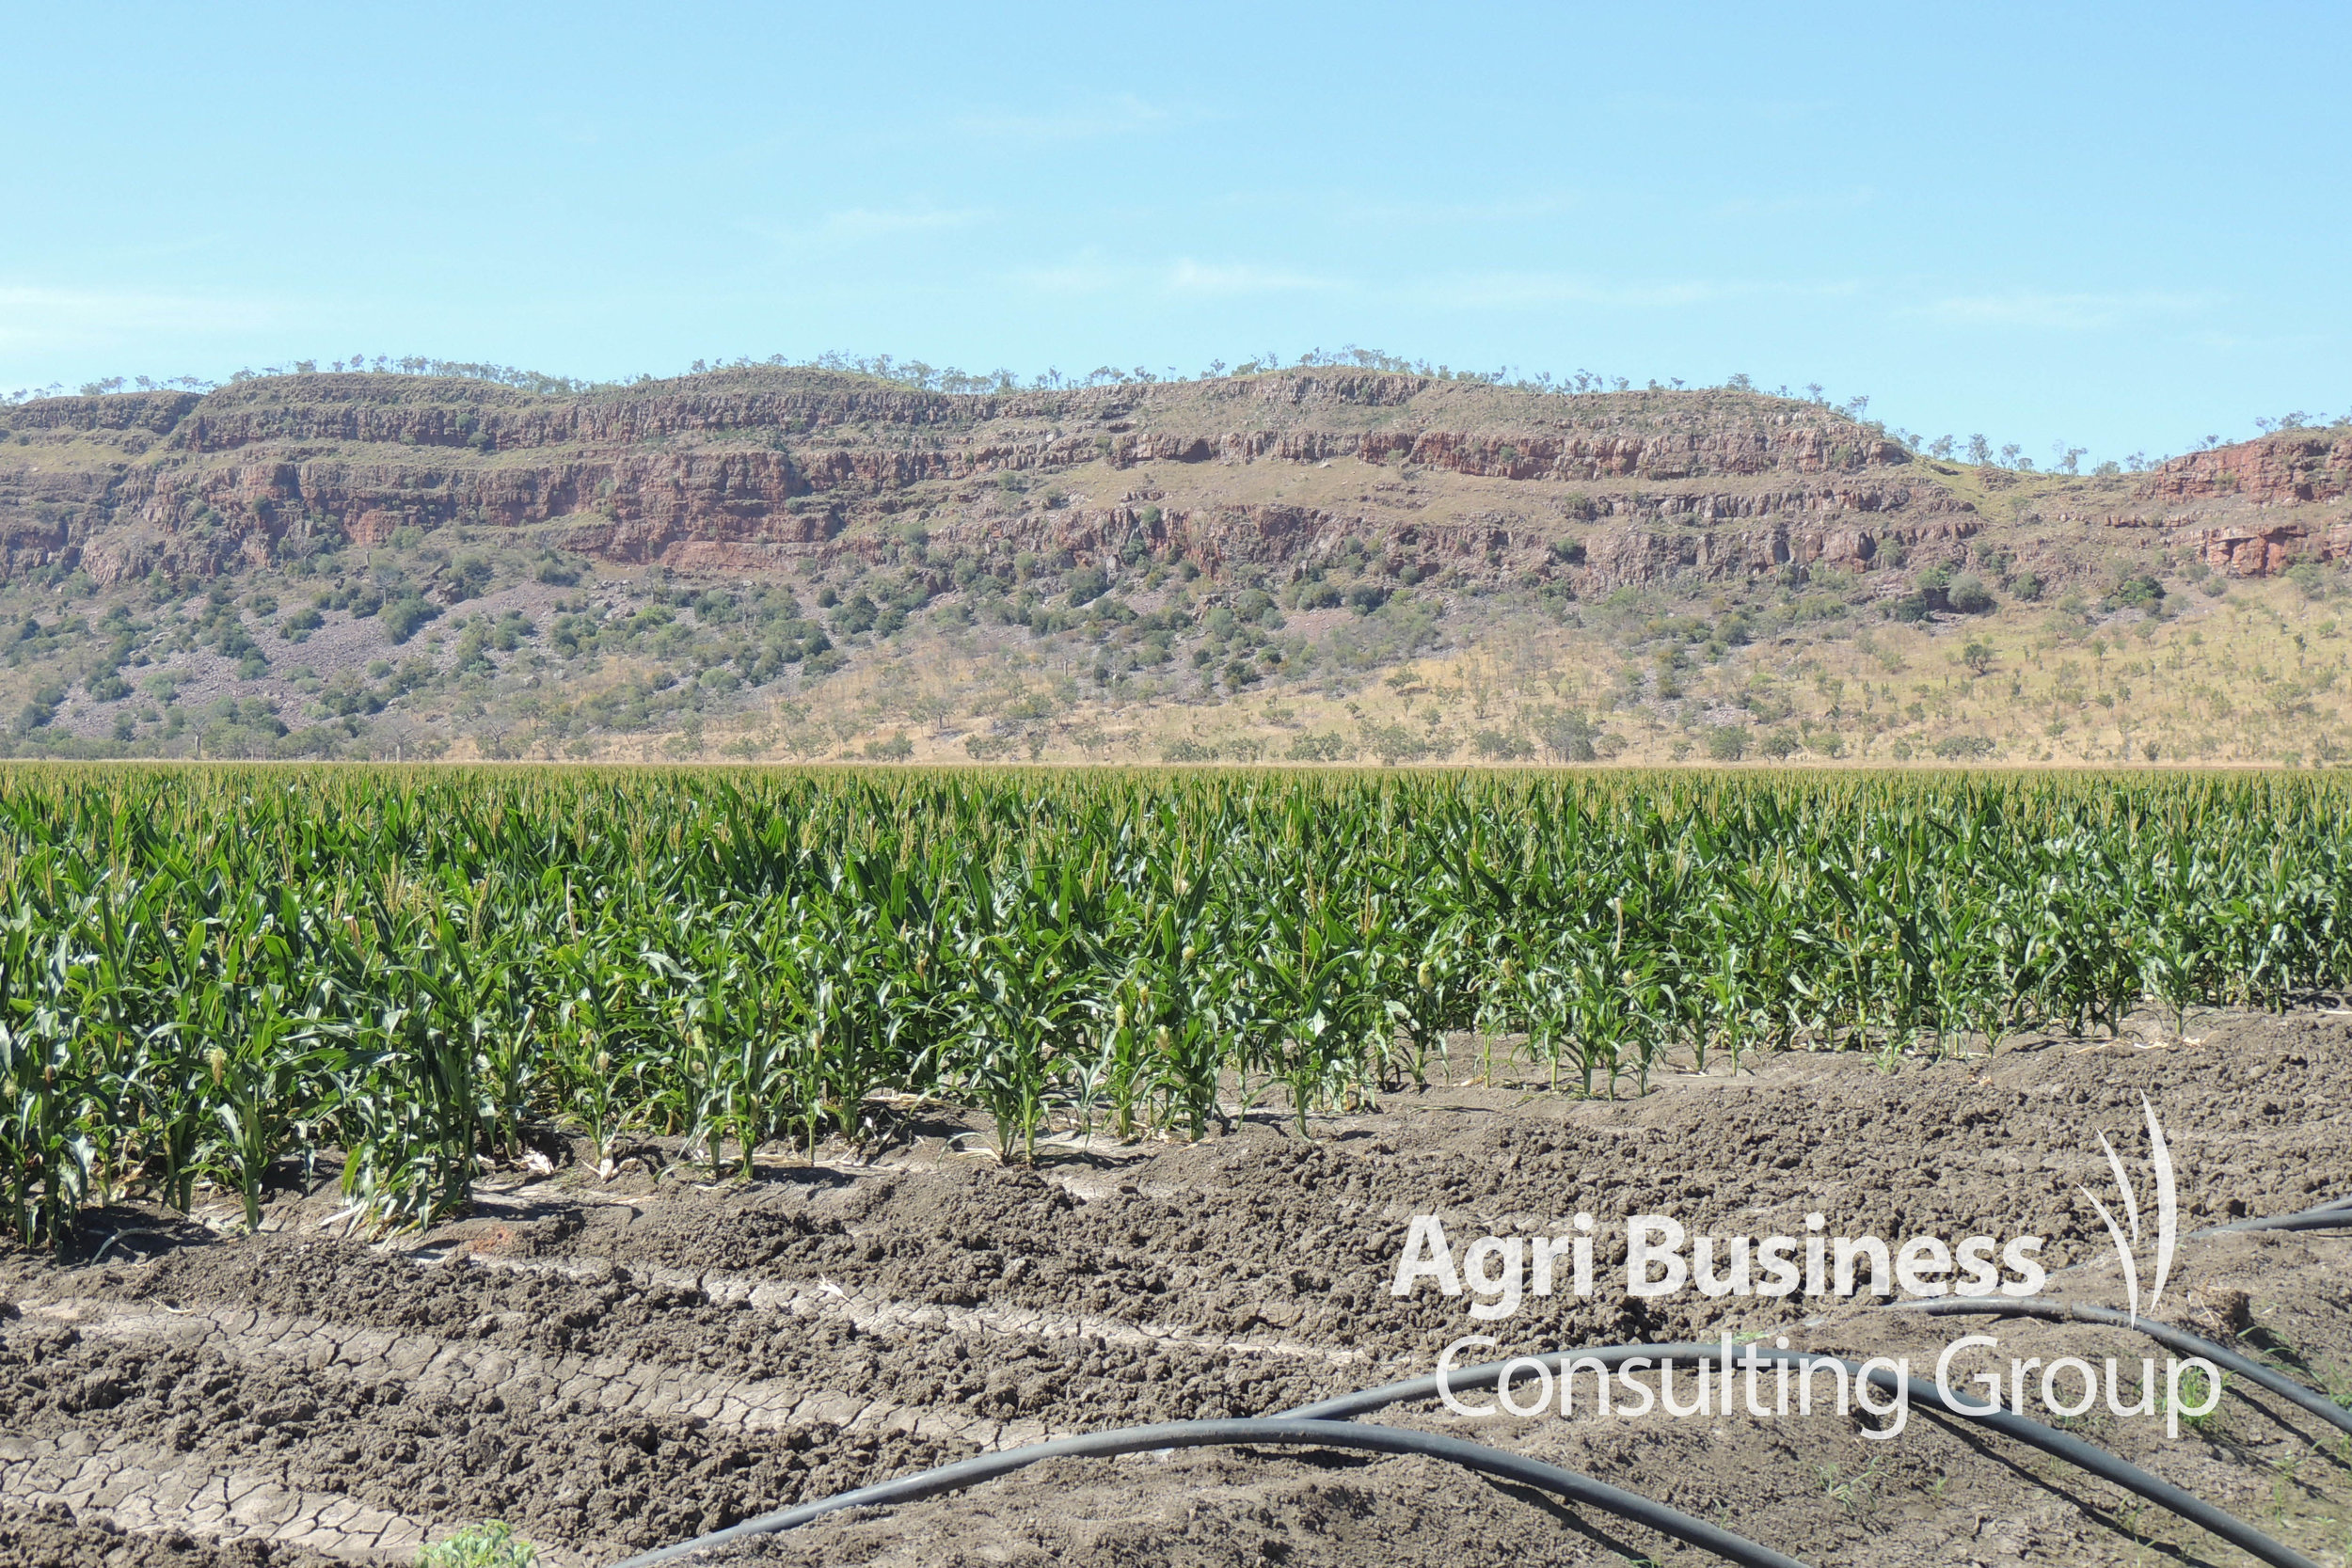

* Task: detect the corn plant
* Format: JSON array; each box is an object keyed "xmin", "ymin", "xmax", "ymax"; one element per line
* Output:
[{"xmin": 0, "ymin": 764, "xmax": 2349, "ymax": 1238}]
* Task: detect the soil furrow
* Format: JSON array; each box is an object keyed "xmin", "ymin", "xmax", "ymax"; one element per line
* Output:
[
  {"xmin": 0, "ymin": 1439, "xmax": 451, "ymax": 1564},
  {"xmin": 463, "ymin": 1253, "xmax": 1375, "ymax": 1369},
  {"xmin": 5, "ymin": 1010, "xmax": 2350, "ymax": 1568},
  {"xmin": 32, "ymin": 1296, "xmax": 1055, "ymax": 1451}
]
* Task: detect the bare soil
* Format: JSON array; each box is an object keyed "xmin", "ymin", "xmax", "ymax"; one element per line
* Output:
[{"xmin": 5, "ymin": 1009, "xmax": 2350, "ymax": 1568}]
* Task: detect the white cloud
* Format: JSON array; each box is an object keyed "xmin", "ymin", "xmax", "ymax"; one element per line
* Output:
[
  {"xmin": 1410, "ymin": 272, "xmax": 1858, "ymax": 311},
  {"xmin": 1004, "ymin": 254, "xmax": 1341, "ymax": 298},
  {"xmin": 811, "ymin": 205, "xmax": 989, "ymax": 243},
  {"xmin": 1600, "ymin": 91, "xmax": 1834, "ymax": 124},
  {"xmin": 1709, "ymin": 186, "xmax": 1878, "ymax": 219},
  {"xmin": 1006, "ymin": 253, "xmax": 1133, "ymax": 294},
  {"xmin": 1424, "ymin": 273, "xmax": 1728, "ymax": 309},
  {"xmin": 1919, "ymin": 289, "xmax": 2214, "ymax": 331},
  {"xmin": 1166, "ymin": 260, "xmax": 1335, "ymax": 296},
  {"xmin": 1324, "ymin": 193, "xmax": 1580, "ymax": 227},
  {"xmin": 0, "ymin": 285, "xmax": 280, "ymax": 351},
  {"xmin": 998, "ymin": 256, "xmax": 1865, "ymax": 315},
  {"xmin": 954, "ymin": 94, "xmax": 1175, "ymax": 143},
  {"xmin": 733, "ymin": 206, "xmax": 991, "ymax": 251}
]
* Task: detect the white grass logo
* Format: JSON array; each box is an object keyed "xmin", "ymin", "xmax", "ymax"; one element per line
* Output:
[
  {"xmin": 1393, "ymin": 1090, "xmax": 2225, "ymax": 1438},
  {"xmin": 2080, "ymin": 1095, "xmax": 2177, "ymax": 1325}
]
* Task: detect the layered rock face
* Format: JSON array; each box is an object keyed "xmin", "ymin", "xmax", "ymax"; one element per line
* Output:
[
  {"xmin": 2097, "ymin": 429, "xmax": 2352, "ymax": 578},
  {"xmin": 0, "ymin": 369, "xmax": 1970, "ymax": 591},
  {"xmin": 2187, "ymin": 520, "xmax": 2352, "ymax": 577},
  {"xmin": 2145, "ymin": 431, "xmax": 2352, "ymax": 506},
  {"xmin": 149, "ymin": 371, "xmax": 1895, "ymax": 470},
  {"xmin": 4, "ymin": 391, "xmax": 201, "ymax": 434}
]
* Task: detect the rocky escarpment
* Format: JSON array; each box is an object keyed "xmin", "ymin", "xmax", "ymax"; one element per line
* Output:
[
  {"xmin": 1, "ymin": 390, "xmax": 202, "ymax": 435},
  {"xmin": 1, "ymin": 369, "xmax": 1964, "ymax": 591},
  {"xmin": 151, "ymin": 372, "xmax": 1899, "ymax": 474},
  {"xmin": 914, "ymin": 489, "xmax": 1982, "ymax": 595},
  {"xmin": 2143, "ymin": 430, "xmax": 2352, "ymax": 506},
  {"xmin": 2095, "ymin": 430, "xmax": 2352, "ymax": 577}
]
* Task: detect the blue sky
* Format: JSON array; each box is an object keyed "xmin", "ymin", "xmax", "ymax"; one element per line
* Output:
[{"xmin": 2, "ymin": 2, "xmax": 2345, "ymax": 463}]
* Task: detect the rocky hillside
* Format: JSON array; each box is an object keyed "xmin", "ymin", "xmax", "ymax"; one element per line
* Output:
[
  {"xmin": 2, "ymin": 369, "xmax": 1958, "ymax": 588},
  {"xmin": 0, "ymin": 369, "xmax": 2345, "ymax": 767}
]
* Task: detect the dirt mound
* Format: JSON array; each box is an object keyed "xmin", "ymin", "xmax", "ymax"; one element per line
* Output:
[{"xmin": 612, "ymin": 1018, "xmax": 2352, "ymax": 1358}]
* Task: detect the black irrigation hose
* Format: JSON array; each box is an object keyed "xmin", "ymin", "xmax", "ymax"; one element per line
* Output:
[
  {"xmin": 1897, "ymin": 1297, "xmax": 2352, "ymax": 1442},
  {"xmin": 2186, "ymin": 1188, "xmax": 2352, "ymax": 1237},
  {"xmin": 601, "ymin": 1417, "xmax": 1813, "ymax": 1568},
  {"xmin": 1283, "ymin": 1341, "xmax": 2321, "ymax": 1568},
  {"xmin": 2193, "ymin": 1207, "xmax": 2352, "ymax": 1236},
  {"xmin": 608, "ymin": 1196, "xmax": 2352, "ymax": 1568}
]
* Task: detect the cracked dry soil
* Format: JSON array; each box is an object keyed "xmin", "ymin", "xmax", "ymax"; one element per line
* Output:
[{"xmin": 3, "ymin": 1009, "xmax": 2350, "ymax": 1568}]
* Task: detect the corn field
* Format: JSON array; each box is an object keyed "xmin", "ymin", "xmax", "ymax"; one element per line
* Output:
[{"xmin": 4, "ymin": 765, "xmax": 2349, "ymax": 1248}]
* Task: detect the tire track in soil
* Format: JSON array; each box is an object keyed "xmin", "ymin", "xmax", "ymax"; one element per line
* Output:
[
  {"xmin": 0, "ymin": 1297, "xmax": 978, "ymax": 1568},
  {"xmin": 1, "ymin": 1436, "xmax": 448, "ymax": 1564},
  {"xmin": 29, "ymin": 1285, "xmax": 1054, "ymax": 1450},
  {"xmin": 2, "ymin": 1248, "xmax": 1370, "ymax": 1564},
  {"xmin": 460, "ymin": 1252, "xmax": 1376, "ymax": 1370}
]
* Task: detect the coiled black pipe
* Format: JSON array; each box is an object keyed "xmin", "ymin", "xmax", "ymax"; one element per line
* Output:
[
  {"xmin": 1283, "ymin": 1340, "xmax": 2320, "ymax": 1568},
  {"xmin": 1895, "ymin": 1297, "xmax": 2352, "ymax": 1441},
  {"xmin": 601, "ymin": 1417, "xmax": 1812, "ymax": 1568}
]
